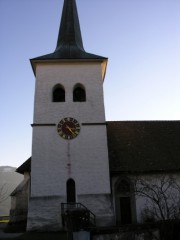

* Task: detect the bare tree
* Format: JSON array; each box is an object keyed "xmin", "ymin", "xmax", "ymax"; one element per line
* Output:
[{"xmin": 134, "ymin": 175, "xmax": 180, "ymax": 222}]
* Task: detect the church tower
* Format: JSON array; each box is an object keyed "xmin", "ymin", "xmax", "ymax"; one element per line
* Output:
[{"xmin": 27, "ymin": 0, "xmax": 114, "ymax": 231}]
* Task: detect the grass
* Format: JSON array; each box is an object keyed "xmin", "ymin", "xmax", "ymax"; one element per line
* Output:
[{"xmin": 0, "ymin": 220, "xmax": 9, "ymax": 223}]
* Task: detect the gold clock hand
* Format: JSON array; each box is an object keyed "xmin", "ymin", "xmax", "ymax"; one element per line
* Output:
[{"xmin": 66, "ymin": 125, "xmax": 76, "ymax": 136}]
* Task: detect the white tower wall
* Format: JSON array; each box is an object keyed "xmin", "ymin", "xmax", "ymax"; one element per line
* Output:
[{"xmin": 27, "ymin": 62, "xmax": 114, "ymax": 231}]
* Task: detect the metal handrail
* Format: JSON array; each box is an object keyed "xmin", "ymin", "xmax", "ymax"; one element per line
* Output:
[{"xmin": 61, "ymin": 202, "xmax": 96, "ymax": 227}]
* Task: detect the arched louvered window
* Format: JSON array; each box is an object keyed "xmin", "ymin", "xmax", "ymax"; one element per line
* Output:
[
  {"xmin": 53, "ymin": 84, "xmax": 65, "ymax": 102},
  {"xmin": 66, "ymin": 179, "xmax": 76, "ymax": 203},
  {"xmin": 73, "ymin": 84, "xmax": 86, "ymax": 102}
]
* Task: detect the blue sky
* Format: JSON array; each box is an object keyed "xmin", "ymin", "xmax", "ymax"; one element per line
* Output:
[{"xmin": 1, "ymin": 0, "xmax": 180, "ymax": 167}]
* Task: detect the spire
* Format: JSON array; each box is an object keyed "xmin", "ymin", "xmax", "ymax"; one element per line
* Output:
[
  {"xmin": 31, "ymin": 0, "xmax": 108, "ymax": 79},
  {"xmin": 31, "ymin": 0, "xmax": 106, "ymax": 60},
  {"xmin": 55, "ymin": 0, "xmax": 84, "ymax": 52}
]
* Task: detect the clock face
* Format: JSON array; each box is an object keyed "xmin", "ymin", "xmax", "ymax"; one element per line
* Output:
[{"xmin": 57, "ymin": 117, "xmax": 80, "ymax": 140}]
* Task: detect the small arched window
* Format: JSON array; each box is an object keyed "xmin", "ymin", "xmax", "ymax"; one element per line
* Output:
[
  {"xmin": 66, "ymin": 179, "xmax": 76, "ymax": 203},
  {"xmin": 73, "ymin": 84, "xmax": 86, "ymax": 102},
  {"xmin": 53, "ymin": 84, "xmax": 65, "ymax": 102}
]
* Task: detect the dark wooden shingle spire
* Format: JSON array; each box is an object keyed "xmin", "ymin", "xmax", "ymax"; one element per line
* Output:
[
  {"xmin": 31, "ymin": 0, "xmax": 106, "ymax": 60},
  {"xmin": 55, "ymin": 0, "xmax": 84, "ymax": 52}
]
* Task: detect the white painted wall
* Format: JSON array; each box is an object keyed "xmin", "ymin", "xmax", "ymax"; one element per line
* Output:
[
  {"xmin": 30, "ymin": 61, "xmax": 110, "ymax": 199},
  {"xmin": 33, "ymin": 62, "xmax": 106, "ymax": 123},
  {"xmin": 31, "ymin": 124, "xmax": 110, "ymax": 196},
  {"xmin": 28, "ymin": 61, "xmax": 113, "ymax": 230},
  {"xmin": 112, "ymin": 173, "xmax": 180, "ymax": 224}
]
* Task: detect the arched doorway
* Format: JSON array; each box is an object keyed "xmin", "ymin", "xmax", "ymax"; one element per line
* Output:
[{"xmin": 115, "ymin": 178, "xmax": 136, "ymax": 225}]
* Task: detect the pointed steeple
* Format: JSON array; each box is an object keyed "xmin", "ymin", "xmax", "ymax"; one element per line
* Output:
[
  {"xmin": 55, "ymin": 0, "xmax": 84, "ymax": 52},
  {"xmin": 32, "ymin": 0, "xmax": 106, "ymax": 60}
]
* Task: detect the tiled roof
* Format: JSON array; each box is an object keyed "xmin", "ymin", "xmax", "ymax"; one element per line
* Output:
[{"xmin": 106, "ymin": 121, "xmax": 180, "ymax": 174}]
